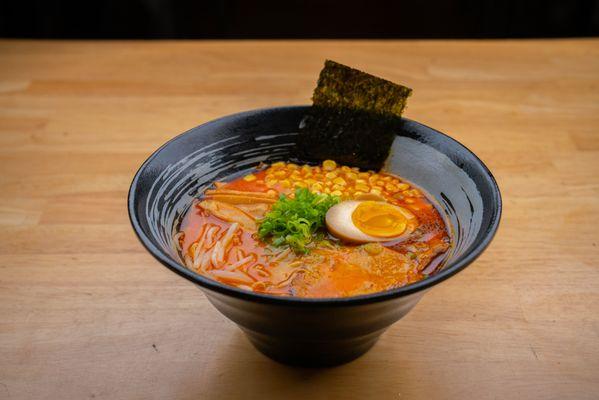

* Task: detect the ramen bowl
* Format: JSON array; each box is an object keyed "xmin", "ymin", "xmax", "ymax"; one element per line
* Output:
[{"xmin": 128, "ymin": 106, "xmax": 501, "ymax": 367}]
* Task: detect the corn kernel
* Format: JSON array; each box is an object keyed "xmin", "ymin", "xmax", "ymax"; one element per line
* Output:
[
  {"xmin": 311, "ymin": 183, "xmax": 324, "ymax": 191},
  {"xmin": 353, "ymin": 191, "xmax": 364, "ymax": 197},
  {"xmin": 305, "ymin": 179, "xmax": 316, "ymax": 185},
  {"xmin": 403, "ymin": 189, "xmax": 421, "ymax": 197},
  {"xmin": 355, "ymin": 179, "xmax": 368, "ymax": 184},
  {"xmin": 370, "ymin": 188, "xmax": 382, "ymax": 195},
  {"xmin": 243, "ymin": 174, "xmax": 257, "ymax": 182},
  {"xmin": 346, "ymin": 172, "xmax": 358, "ymax": 181},
  {"xmin": 385, "ymin": 183, "xmax": 398, "ymax": 192},
  {"xmin": 382, "ymin": 176, "xmax": 392, "ymax": 182},
  {"xmin": 323, "ymin": 159, "xmax": 337, "ymax": 171},
  {"xmin": 324, "ymin": 187, "xmax": 331, "ymax": 193},
  {"xmin": 265, "ymin": 178, "xmax": 277, "ymax": 187},
  {"xmin": 271, "ymin": 161, "xmax": 285, "ymax": 168},
  {"xmin": 287, "ymin": 163, "xmax": 298, "ymax": 170},
  {"xmin": 325, "ymin": 171, "xmax": 338, "ymax": 179},
  {"xmin": 397, "ymin": 183, "xmax": 410, "ymax": 191},
  {"xmin": 332, "ymin": 177, "xmax": 347, "ymax": 186},
  {"xmin": 341, "ymin": 166, "xmax": 351, "ymax": 172},
  {"xmin": 280, "ymin": 180, "xmax": 291, "ymax": 188},
  {"xmin": 331, "ymin": 190, "xmax": 343, "ymax": 196},
  {"xmin": 274, "ymin": 170, "xmax": 287, "ymax": 178},
  {"xmin": 355, "ymin": 183, "xmax": 370, "ymax": 192},
  {"xmin": 294, "ymin": 181, "xmax": 307, "ymax": 188},
  {"xmin": 358, "ymin": 172, "xmax": 370, "ymax": 179},
  {"xmin": 332, "ymin": 184, "xmax": 344, "ymax": 191},
  {"xmin": 325, "ymin": 181, "xmax": 333, "ymax": 187},
  {"xmin": 405, "ymin": 198, "xmax": 415, "ymax": 203}
]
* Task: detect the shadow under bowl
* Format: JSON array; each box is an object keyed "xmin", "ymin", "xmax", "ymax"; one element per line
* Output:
[{"xmin": 128, "ymin": 106, "xmax": 501, "ymax": 367}]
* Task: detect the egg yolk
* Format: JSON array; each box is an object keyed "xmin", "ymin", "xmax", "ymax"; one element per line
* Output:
[{"xmin": 351, "ymin": 201, "xmax": 408, "ymax": 238}]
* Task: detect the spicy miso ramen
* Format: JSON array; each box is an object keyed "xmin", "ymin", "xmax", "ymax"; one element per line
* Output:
[{"xmin": 175, "ymin": 160, "xmax": 450, "ymax": 298}]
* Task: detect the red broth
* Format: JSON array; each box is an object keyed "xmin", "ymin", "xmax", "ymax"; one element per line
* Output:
[{"xmin": 176, "ymin": 161, "xmax": 450, "ymax": 298}]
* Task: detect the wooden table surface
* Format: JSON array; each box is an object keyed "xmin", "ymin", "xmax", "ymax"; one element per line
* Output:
[{"xmin": 1, "ymin": 39, "xmax": 598, "ymax": 400}]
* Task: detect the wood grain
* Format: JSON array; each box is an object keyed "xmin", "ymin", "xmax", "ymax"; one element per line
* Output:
[{"xmin": 0, "ymin": 39, "xmax": 598, "ymax": 400}]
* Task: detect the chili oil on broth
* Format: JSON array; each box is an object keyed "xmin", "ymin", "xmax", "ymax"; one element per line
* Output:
[{"xmin": 175, "ymin": 160, "xmax": 451, "ymax": 298}]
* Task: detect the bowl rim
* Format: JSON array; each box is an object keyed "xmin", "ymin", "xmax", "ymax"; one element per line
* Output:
[{"xmin": 128, "ymin": 105, "xmax": 502, "ymax": 307}]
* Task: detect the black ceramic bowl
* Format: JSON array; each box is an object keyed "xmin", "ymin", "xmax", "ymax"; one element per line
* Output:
[{"xmin": 128, "ymin": 106, "xmax": 501, "ymax": 367}]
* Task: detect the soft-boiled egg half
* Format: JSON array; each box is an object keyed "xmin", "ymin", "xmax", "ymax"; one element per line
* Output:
[{"xmin": 325, "ymin": 200, "xmax": 418, "ymax": 243}]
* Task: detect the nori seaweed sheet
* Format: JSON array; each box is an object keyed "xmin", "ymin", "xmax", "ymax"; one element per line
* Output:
[{"xmin": 297, "ymin": 60, "xmax": 412, "ymax": 171}]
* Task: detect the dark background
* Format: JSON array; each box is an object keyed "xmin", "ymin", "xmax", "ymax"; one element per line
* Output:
[{"xmin": 1, "ymin": 0, "xmax": 599, "ymax": 39}]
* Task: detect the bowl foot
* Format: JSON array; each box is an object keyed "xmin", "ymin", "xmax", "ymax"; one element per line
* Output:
[{"xmin": 242, "ymin": 327, "xmax": 383, "ymax": 367}]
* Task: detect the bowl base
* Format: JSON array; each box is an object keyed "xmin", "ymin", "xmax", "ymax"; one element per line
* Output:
[{"xmin": 242, "ymin": 327, "xmax": 383, "ymax": 367}]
